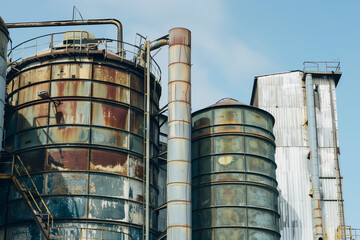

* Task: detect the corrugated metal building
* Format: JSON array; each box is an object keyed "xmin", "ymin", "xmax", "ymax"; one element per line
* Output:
[{"xmin": 250, "ymin": 64, "xmax": 344, "ymax": 240}]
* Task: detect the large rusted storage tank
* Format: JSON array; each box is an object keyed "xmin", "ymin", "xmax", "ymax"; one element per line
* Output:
[
  {"xmin": 1, "ymin": 31, "xmax": 161, "ymax": 239},
  {"xmin": 192, "ymin": 98, "xmax": 280, "ymax": 240}
]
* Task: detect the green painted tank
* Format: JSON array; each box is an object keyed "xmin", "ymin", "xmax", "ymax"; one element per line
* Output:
[{"xmin": 192, "ymin": 98, "xmax": 280, "ymax": 240}]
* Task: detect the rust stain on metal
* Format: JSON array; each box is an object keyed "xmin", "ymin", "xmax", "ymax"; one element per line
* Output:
[
  {"xmin": 92, "ymin": 103, "xmax": 128, "ymax": 130},
  {"xmin": 47, "ymin": 148, "xmax": 88, "ymax": 171},
  {"xmin": 90, "ymin": 150, "xmax": 128, "ymax": 175},
  {"xmin": 51, "ymin": 80, "xmax": 91, "ymax": 97},
  {"xmin": 93, "ymin": 64, "xmax": 129, "ymax": 86},
  {"xmin": 129, "ymin": 155, "xmax": 144, "ymax": 179},
  {"xmin": 20, "ymin": 65, "xmax": 50, "ymax": 87},
  {"xmin": 17, "ymin": 103, "xmax": 49, "ymax": 131}
]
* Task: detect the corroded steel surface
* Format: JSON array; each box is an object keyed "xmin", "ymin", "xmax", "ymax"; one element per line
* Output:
[
  {"xmin": 0, "ymin": 16, "xmax": 9, "ymax": 151},
  {"xmin": 252, "ymin": 71, "xmax": 344, "ymax": 240},
  {"xmin": 192, "ymin": 101, "xmax": 280, "ymax": 240},
  {"xmin": 1, "ymin": 48, "xmax": 161, "ymax": 239},
  {"xmin": 167, "ymin": 28, "xmax": 192, "ymax": 240}
]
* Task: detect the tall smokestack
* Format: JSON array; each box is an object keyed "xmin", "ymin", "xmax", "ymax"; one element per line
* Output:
[{"xmin": 167, "ymin": 28, "xmax": 192, "ymax": 240}]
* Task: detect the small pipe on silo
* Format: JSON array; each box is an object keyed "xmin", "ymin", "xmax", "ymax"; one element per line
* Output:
[
  {"xmin": 145, "ymin": 40, "xmax": 151, "ymax": 240},
  {"xmin": 0, "ymin": 17, "xmax": 9, "ymax": 151},
  {"xmin": 305, "ymin": 73, "xmax": 324, "ymax": 240},
  {"xmin": 167, "ymin": 28, "xmax": 192, "ymax": 240}
]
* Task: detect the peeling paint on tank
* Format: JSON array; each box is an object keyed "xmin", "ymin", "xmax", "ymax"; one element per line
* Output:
[
  {"xmin": 88, "ymin": 198, "xmax": 126, "ymax": 221},
  {"xmin": 46, "ymin": 172, "xmax": 87, "ymax": 195},
  {"xmin": 20, "ymin": 65, "xmax": 51, "ymax": 87},
  {"xmin": 93, "ymin": 65, "xmax": 129, "ymax": 86},
  {"xmin": 90, "ymin": 149, "xmax": 128, "ymax": 175},
  {"xmin": 129, "ymin": 203, "xmax": 143, "ymax": 224},
  {"xmin": 51, "ymin": 80, "xmax": 91, "ymax": 97},
  {"xmin": 192, "ymin": 101, "xmax": 279, "ymax": 239},
  {"xmin": 217, "ymin": 156, "xmax": 234, "ymax": 166},
  {"xmin": 47, "ymin": 148, "xmax": 88, "ymax": 171},
  {"xmin": 88, "ymin": 174, "xmax": 126, "ymax": 198}
]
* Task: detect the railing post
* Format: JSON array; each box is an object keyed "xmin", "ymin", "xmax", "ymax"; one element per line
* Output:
[
  {"xmin": 35, "ymin": 38, "xmax": 37, "ymax": 57},
  {"xmin": 11, "ymin": 154, "xmax": 15, "ymax": 176},
  {"xmin": 50, "ymin": 34, "xmax": 54, "ymax": 54},
  {"xmin": 80, "ymin": 31, "xmax": 82, "ymax": 52}
]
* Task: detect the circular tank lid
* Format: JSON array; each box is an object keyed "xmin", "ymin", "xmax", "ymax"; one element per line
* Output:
[
  {"xmin": 192, "ymin": 97, "xmax": 275, "ymax": 124},
  {"xmin": 209, "ymin": 97, "xmax": 250, "ymax": 107},
  {"xmin": 0, "ymin": 16, "xmax": 9, "ymax": 36}
]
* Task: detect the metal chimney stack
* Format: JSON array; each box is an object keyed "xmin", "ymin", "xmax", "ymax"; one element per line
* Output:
[{"xmin": 167, "ymin": 28, "xmax": 192, "ymax": 240}]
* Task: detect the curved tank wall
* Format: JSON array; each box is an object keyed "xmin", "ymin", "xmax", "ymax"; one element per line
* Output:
[
  {"xmin": 0, "ymin": 38, "xmax": 161, "ymax": 239},
  {"xmin": 191, "ymin": 98, "xmax": 280, "ymax": 240},
  {"xmin": 0, "ymin": 17, "xmax": 9, "ymax": 151}
]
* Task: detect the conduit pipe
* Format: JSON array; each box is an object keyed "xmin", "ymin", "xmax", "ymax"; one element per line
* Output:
[
  {"xmin": 0, "ymin": 17, "xmax": 8, "ymax": 151},
  {"xmin": 167, "ymin": 28, "xmax": 192, "ymax": 240},
  {"xmin": 7, "ymin": 19, "xmax": 123, "ymax": 52},
  {"xmin": 305, "ymin": 73, "xmax": 324, "ymax": 240},
  {"xmin": 150, "ymin": 38, "xmax": 169, "ymax": 51}
]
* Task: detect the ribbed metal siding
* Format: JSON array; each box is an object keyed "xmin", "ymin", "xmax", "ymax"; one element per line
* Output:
[
  {"xmin": 252, "ymin": 71, "xmax": 343, "ymax": 240},
  {"xmin": 1, "ymin": 52, "xmax": 161, "ymax": 239},
  {"xmin": 313, "ymin": 76, "xmax": 342, "ymax": 239},
  {"xmin": 192, "ymin": 102, "xmax": 280, "ymax": 240}
]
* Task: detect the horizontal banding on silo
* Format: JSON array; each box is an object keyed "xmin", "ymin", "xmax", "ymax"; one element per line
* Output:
[
  {"xmin": 191, "ymin": 99, "xmax": 280, "ymax": 240},
  {"xmin": 3, "ymin": 41, "xmax": 161, "ymax": 239}
]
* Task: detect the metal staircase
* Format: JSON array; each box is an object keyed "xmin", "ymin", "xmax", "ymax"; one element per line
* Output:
[
  {"xmin": 0, "ymin": 153, "xmax": 53, "ymax": 239},
  {"xmin": 0, "ymin": 153, "xmax": 133, "ymax": 240}
]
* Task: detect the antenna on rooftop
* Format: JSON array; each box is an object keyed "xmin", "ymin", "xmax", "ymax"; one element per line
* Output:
[{"xmin": 72, "ymin": 6, "xmax": 84, "ymax": 21}]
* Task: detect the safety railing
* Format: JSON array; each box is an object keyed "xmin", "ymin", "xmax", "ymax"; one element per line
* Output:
[
  {"xmin": 303, "ymin": 61, "xmax": 341, "ymax": 72},
  {"xmin": 50, "ymin": 227, "xmax": 133, "ymax": 240},
  {"xmin": 337, "ymin": 226, "xmax": 360, "ymax": 240},
  {"xmin": 0, "ymin": 153, "xmax": 54, "ymax": 238},
  {"xmin": 7, "ymin": 31, "xmax": 161, "ymax": 82}
]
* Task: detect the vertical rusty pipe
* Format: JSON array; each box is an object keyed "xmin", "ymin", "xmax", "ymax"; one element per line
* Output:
[
  {"xmin": 167, "ymin": 28, "xmax": 192, "ymax": 240},
  {"xmin": 145, "ymin": 40, "xmax": 151, "ymax": 240},
  {"xmin": 328, "ymin": 80, "xmax": 345, "ymax": 227},
  {"xmin": 0, "ymin": 17, "xmax": 9, "ymax": 151},
  {"xmin": 305, "ymin": 73, "xmax": 324, "ymax": 240}
]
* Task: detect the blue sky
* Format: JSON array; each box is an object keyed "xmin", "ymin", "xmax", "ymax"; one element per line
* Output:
[{"xmin": 2, "ymin": 0, "xmax": 359, "ymax": 227}]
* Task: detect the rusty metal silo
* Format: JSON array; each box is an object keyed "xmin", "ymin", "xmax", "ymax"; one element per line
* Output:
[
  {"xmin": 192, "ymin": 98, "xmax": 280, "ymax": 240},
  {"xmin": 1, "ymin": 29, "xmax": 161, "ymax": 239}
]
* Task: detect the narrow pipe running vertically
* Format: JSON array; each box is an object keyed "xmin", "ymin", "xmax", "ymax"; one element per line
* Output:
[
  {"xmin": 305, "ymin": 73, "xmax": 324, "ymax": 240},
  {"xmin": 0, "ymin": 17, "xmax": 9, "ymax": 151},
  {"xmin": 167, "ymin": 28, "xmax": 192, "ymax": 240}
]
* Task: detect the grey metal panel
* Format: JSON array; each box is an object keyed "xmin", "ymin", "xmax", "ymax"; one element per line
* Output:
[
  {"xmin": 253, "ymin": 71, "xmax": 344, "ymax": 240},
  {"xmin": 318, "ymin": 148, "xmax": 337, "ymax": 177},
  {"xmin": 322, "ymin": 201, "xmax": 341, "ymax": 240}
]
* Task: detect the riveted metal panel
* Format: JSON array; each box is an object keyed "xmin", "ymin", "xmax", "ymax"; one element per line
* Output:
[{"xmin": 192, "ymin": 102, "xmax": 279, "ymax": 240}]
